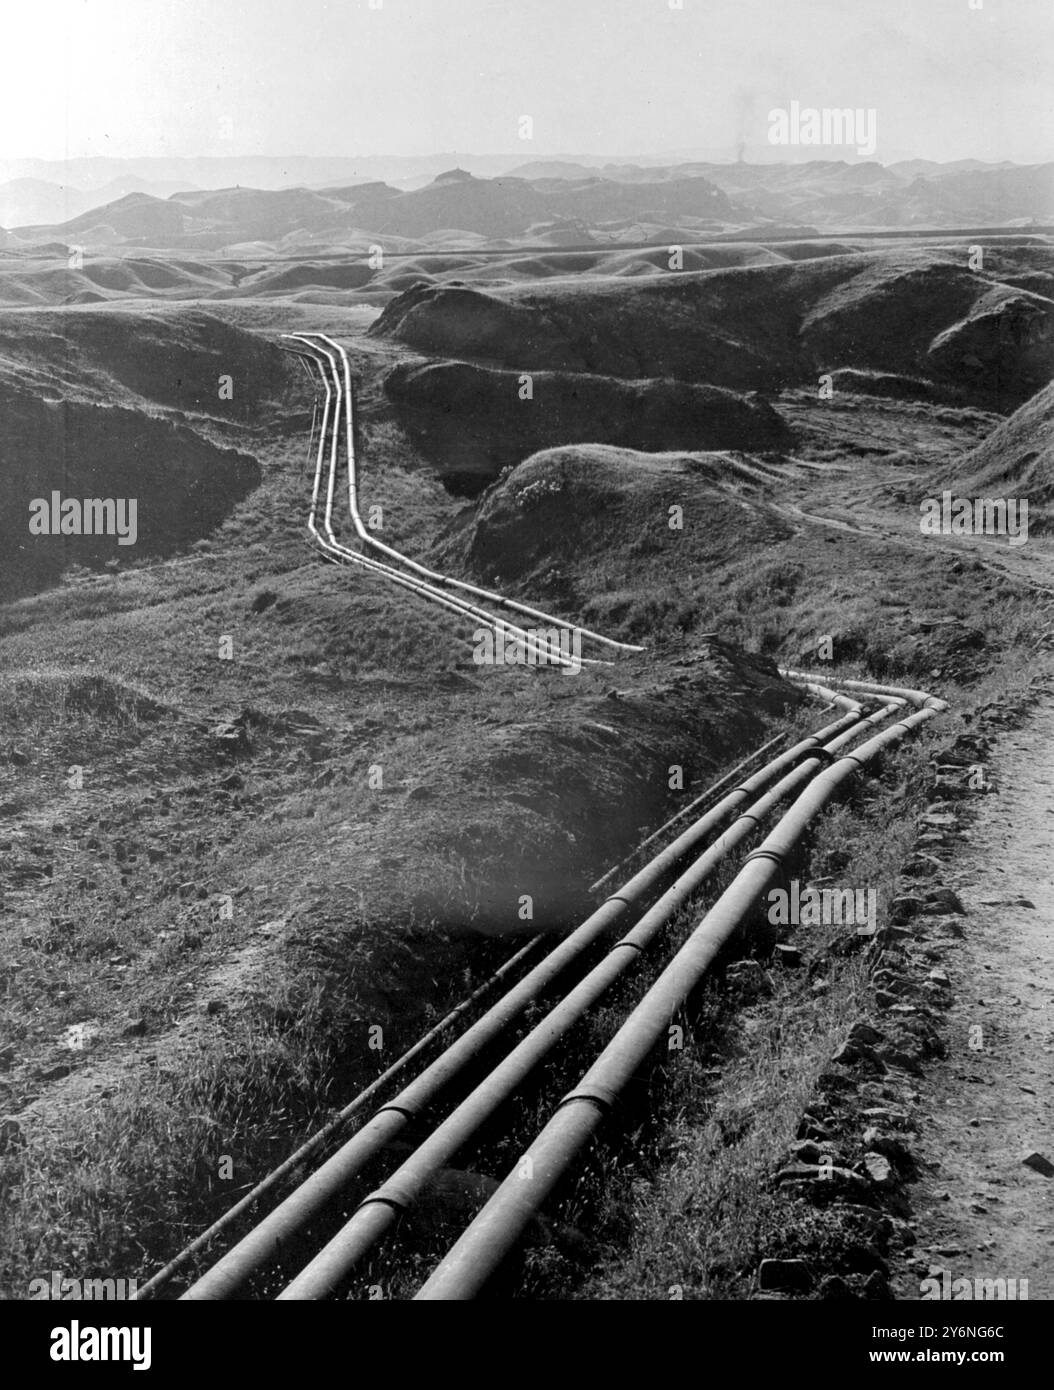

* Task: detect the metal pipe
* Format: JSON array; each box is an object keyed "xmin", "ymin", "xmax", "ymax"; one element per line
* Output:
[
  {"xmin": 282, "ymin": 340, "xmax": 585, "ymax": 666},
  {"xmin": 180, "ymin": 710, "xmax": 855, "ymax": 1299},
  {"xmin": 285, "ymin": 337, "xmax": 602, "ymax": 672},
  {"xmin": 134, "ymin": 935, "xmax": 544, "ymax": 1301},
  {"xmin": 415, "ymin": 702, "xmax": 943, "ymax": 1299},
  {"xmin": 778, "ymin": 673, "xmax": 873, "ymax": 713},
  {"xmin": 286, "ymin": 336, "xmax": 588, "ymax": 665},
  {"xmin": 276, "ymin": 705, "xmax": 896, "ymax": 1298},
  {"xmin": 587, "ymin": 732, "xmax": 790, "ymax": 894},
  {"xmin": 780, "ymin": 667, "xmax": 947, "ymax": 713},
  {"xmin": 310, "ymin": 332, "xmax": 645, "ymax": 654}
]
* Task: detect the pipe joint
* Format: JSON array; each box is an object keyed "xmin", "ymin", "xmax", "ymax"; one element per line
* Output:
[
  {"xmin": 558, "ymin": 1084, "xmax": 619, "ymax": 1115},
  {"xmin": 742, "ymin": 847, "xmax": 786, "ymax": 869},
  {"xmin": 354, "ymin": 1192, "xmax": 413, "ymax": 1217},
  {"xmin": 372, "ymin": 1103, "xmax": 418, "ymax": 1123}
]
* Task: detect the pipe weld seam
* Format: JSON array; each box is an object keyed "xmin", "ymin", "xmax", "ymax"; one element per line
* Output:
[
  {"xmin": 743, "ymin": 848, "xmax": 787, "ymax": 868},
  {"xmin": 353, "ymin": 1194, "xmax": 410, "ymax": 1216},
  {"xmin": 556, "ymin": 1089, "xmax": 615, "ymax": 1117},
  {"xmin": 372, "ymin": 1104, "xmax": 418, "ymax": 1122}
]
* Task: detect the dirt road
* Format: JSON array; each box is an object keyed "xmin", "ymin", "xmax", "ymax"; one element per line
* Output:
[{"xmin": 895, "ymin": 698, "xmax": 1054, "ymax": 1300}]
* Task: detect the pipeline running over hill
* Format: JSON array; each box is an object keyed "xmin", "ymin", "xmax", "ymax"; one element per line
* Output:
[
  {"xmin": 165, "ymin": 668, "xmax": 946, "ymax": 1301},
  {"xmin": 417, "ymin": 675, "xmax": 947, "ymax": 1299},
  {"xmin": 278, "ymin": 332, "xmax": 643, "ymax": 670},
  {"xmin": 142, "ymin": 336, "xmax": 952, "ymax": 1300},
  {"xmin": 281, "ymin": 337, "xmax": 585, "ymax": 669},
  {"xmin": 178, "ymin": 701, "xmax": 859, "ymax": 1299}
]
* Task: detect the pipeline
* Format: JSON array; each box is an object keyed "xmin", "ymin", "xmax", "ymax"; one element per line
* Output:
[
  {"xmin": 280, "ymin": 337, "xmax": 601, "ymax": 672},
  {"xmin": 165, "ymin": 338, "xmax": 951, "ymax": 1301},
  {"xmin": 179, "ymin": 707, "xmax": 858, "ymax": 1299},
  {"xmin": 779, "ymin": 668, "xmax": 948, "ymax": 713},
  {"xmin": 311, "ymin": 332, "xmax": 643, "ymax": 654},
  {"xmin": 780, "ymin": 672, "xmax": 887, "ymax": 713},
  {"xmin": 588, "ymin": 730, "xmax": 791, "ymax": 894},
  {"xmin": 282, "ymin": 334, "xmax": 640, "ymax": 665},
  {"xmin": 598, "ymin": 693, "xmax": 861, "ymax": 897},
  {"xmin": 415, "ymin": 695, "xmax": 944, "ymax": 1299},
  {"xmin": 275, "ymin": 701, "xmax": 898, "ymax": 1299},
  {"xmin": 133, "ymin": 935, "xmax": 544, "ymax": 1301},
  {"xmin": 296, "ymin": 332, "xmax": 611, "ymax": 670}
]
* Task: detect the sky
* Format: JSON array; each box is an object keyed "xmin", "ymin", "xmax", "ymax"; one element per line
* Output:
[{"xmin": 2, "ymin": 0, "xmax": 1053, "ymax": 165}]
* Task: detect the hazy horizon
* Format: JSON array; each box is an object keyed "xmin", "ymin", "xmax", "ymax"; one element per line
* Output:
[{"xmin": 2, "ymin": 0, "xmax": 1052, "ymax": 168}]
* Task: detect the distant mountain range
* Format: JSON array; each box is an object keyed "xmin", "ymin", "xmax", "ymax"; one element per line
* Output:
[
  {"xmin": 1, "ymin": 159, "xmax": 1050, "ymax": 253},
  {"xmin": 509, "ymin": 160, "xmax": 1054, "ymax": 229},
  {"xmin": 0, "ymin": 176, "xmax": 197, "ymax": 230},
  {"xmin": 0, "ymin": 168, "xmax": 738, "ymax": 252}
]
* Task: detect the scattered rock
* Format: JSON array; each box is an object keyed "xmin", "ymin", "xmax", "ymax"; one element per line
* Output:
[
  {"xmin": 776, "ymin": 1162, "xmax": 873, "ymax": 1201},
  {"xmin": 861, "ymin": 1107, "xmax": 911, "ymax": 1129},
  {"xmin": 788, "ymin": 1140, "xmax": 824, "ymax": 1165},
  {"xmin": 890, "ymin": 895, "xmax": 923, "ymax": 922},
  {"xmin": 818, "ymin": 1070, "xmax": 858, "ymax": 1095},
  {"xmin": 862, "ymin": 1128, "xmax": 912, "ymax": 1162},
  {"xmin": 0, "ymin": 1116, "xmax": 25, "ymax": 1153},
  {"xmin": 817, "ymin": 1274, "xmax": 854, "ymax": 1299},
  {"xmin": 861, "ymin": 1153, "xmax": 895, "ymax": 1186},
  {"xmin": 797, "ymin": 1117, "xmax": 831, "ymax": 1141},
  {"xmin": 37, "ymin": 1063, "xmax": 71, "ymax": 1082},
  {"xmin": 849, "ymin": 1022, "xmax": 885, "ymax": 1047},
  {"xmin": 772, "ymin": 944, "xmax": 802, "ymax": 967},
  {"xmin": 1022, "ymin": 1151, "xmax": 1054, "ymax": 1178},
  {"xmin": 923, "ymin": 887, "xmax": 966, "ymax": 915},
  {"xmin": 249, "ymin": 589, "xmax": 278, "ymax": 614},
  {"xmin": 725, "ymin": 960, "xmax": 772, "ymax": 1002},
  {"xmin": 832, "ymin": 1039, "xmax": 885, "ymax": 1071},
  {"xmin": 902, "ymin": 853, "xmax": 945, "ymax": 879},
  {"xmin": 758, "ymin": 1258, "xmax": 812, "ymax": 1292},
  {"xmin": 211, "ymin": 722, "xmax": 251, "ymax": 757}
]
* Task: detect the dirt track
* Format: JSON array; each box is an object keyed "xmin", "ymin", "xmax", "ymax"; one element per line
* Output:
[{"xmin": 895, "ymin": 695, "xmax": 1054, "ymax": 1300}]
